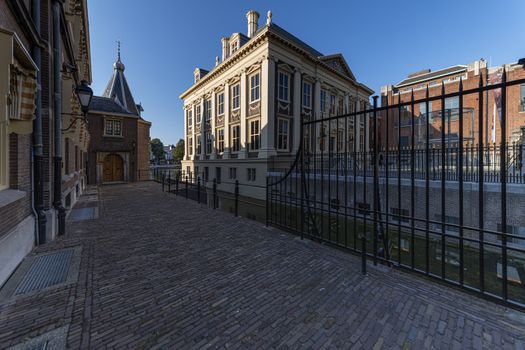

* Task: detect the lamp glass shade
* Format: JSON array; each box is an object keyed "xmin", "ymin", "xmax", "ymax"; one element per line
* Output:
[{"xmin": 75, "ymin": 80, "xmax": 93, "ymax": 114}]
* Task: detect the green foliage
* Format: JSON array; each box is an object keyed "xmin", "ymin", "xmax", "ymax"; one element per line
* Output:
[
  {"xmin": 172, "ymin": 139, "xmax": 185, "ymax": 161},
  {"xmin": 151, "ymin": 138, "xmax": 165, "ymax": 160}
]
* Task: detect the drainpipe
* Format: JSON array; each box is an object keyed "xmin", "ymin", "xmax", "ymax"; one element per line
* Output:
[
  {"xmin": 53, "ymin": 0, "xmax": 66, "ymax": 235},
  {"xmin": 32, "ymin": 0, "xmax": 47, "ymax": 244}
]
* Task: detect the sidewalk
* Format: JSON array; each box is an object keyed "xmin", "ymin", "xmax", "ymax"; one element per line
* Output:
[{"xmin": 0, "ymin": 181, "xmax": 524, "ymax": 349}]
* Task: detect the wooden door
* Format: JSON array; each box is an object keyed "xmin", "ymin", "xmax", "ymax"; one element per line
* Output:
[{"xmin": 103, "ymin": 154, "xmax": 124, "ymax": 182}]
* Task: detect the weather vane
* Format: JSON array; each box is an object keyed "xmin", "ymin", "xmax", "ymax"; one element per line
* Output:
[{"xmin": 116, "ymin": 40, "xmax": 121, "ymax": 61}]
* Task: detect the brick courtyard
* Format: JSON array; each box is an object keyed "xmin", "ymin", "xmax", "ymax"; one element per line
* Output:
[{"xmin": 0, "ymin": 182, "xmax": 524, "ymax": 349}]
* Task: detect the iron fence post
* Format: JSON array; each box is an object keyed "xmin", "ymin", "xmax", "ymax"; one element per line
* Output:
[
  {"xmin": 168, "ymin": 171, "xmax": 171, "ymax": 192},
  {"xmin": 265, "ymin": 176, "xmax": 269, "ymax": 227},
  {"xmin": 176, "ymin": 172, "xmax": 179, "ymax": 194},
  {"xmin": 162, "ymin": 172, "xmax": 165, "ymax": 192},
  {"xmin": 213, "ymin": 178, "xmax": 217, "ymax": 209},
  {"xmin": 235, "ymin": 180, "xmax": 239, "ymax": 217},
  {"xmin": 197, "ymin": 177, "xmax": 201, "ymax": 204},
  {"xmin": 372, "ymin": 96, "xmax": 378, "ymax": 266},
  {"xmin": 361, "ymin": 234, "xmax": 367, "ymax": 275},
  {"xmin": 185, "ymin": 175, "xmax": 188, "ymax": 199}
]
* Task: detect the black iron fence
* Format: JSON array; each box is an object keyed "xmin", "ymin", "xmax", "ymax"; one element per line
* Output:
[
  {"xmin": 268, "ymin": 69, "xmax": 525, "ymax": 310},
  {"xmin": 153, "ymin": 169, "xmax": 267, "ymax": 223}
]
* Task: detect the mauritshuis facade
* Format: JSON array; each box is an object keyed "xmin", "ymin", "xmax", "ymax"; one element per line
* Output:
[{"xmin": 180, "ymin": 10, "xmax": 373, "ymax": 200}]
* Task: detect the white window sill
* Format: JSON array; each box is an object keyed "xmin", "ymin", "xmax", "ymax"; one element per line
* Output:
[{"xmin": 0, "ymin": 189, "xmax": 27, "ymax": 209}]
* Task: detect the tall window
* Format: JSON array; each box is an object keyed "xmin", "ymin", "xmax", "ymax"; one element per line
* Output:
[
  {"xmin": 217, "ymin": 92, "xmax": 224, "ymax": 115},
  {"xmin": 250, "ymin": 73, "xmax": 260, "ymax": 102},
  {"xmin": 187, "ymin": 109, "xmax": 193, "ymax": 127},
  {"xmin": 206, "ymin": 132, "xmax": 213, "ymax": 154},
  {"xmin": 302, "ymin": 82, "xmax": 312, "ymax": 108},
  {"xmin": 188, "ymin": 137, "xmax": 193, "ymax": 156},
  {"xmin": 196, "ymin": 135, "xmax": 202, "ymax": 154},
  {"xmin": 337, "ymin": 129, "xmax": 344, "ymax": 151},
  {"xmin": 231, "ymin": 125, "xmax": 240, "ymax": 152},
  {"xmin": 247, "ymin": 168, "xmax": 256, "ymax": 182},
  {"xmin": 520, "ymin": 84, "xmax": 525, "ymax": 111},
  {"xmin": 420, "ymin": 101, "xmax": 433, "ymax": 123},
  {"xmin": 196, "ymin": 104, "xmax": 201, "ymax": 124},
  {"xmin": 320, "ymin": 90, "xmax": 327, "ymax": 113},
  {"xmin": 217, "ymin": 128, "xmax": 224, "ymax": 152},
  {"xmin": 204, "ymin": 98, "xmax": 212, "ymax": 122},
  {"xmin": 445, "ymin": 96, "xmax": 459, "ymax": 110},
  {"xmin": 229, "ymin": 167, "xmax": 237, "ymax": 179},
  {"xmin": 278, "ymin": 71, "xmax": 289, "ymax": 101},
  {"xmin": 231, "ymin": 84, "xmax": 240, "ymax": 110},
  {"xmin": 329, "ymin": 94, "xmax": 336, "ymax": 115},
  {"xmin": 105, "ymin": 119, "xmax": 122, "ymax": 136},
  {"xmin": 249, "ymin": 120, "xmax": 260, "ymax": 150},
  {"xmin": 277, "ymin": 118, "xmax": 289, "ymax": 150}
]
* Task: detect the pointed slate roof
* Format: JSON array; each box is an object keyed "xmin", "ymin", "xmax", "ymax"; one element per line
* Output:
[{"xmin": 99, "ymin": 50, "xmax": 140, "ymax": 116}]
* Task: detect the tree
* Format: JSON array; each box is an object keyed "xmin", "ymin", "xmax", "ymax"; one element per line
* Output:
[
  {"xmin": 150, "ymin": 138, "xmax": 165, "ymax": 161},
  {"xmin": 172, "ymin": 139, "xmax": 185, "ymax": 161}
]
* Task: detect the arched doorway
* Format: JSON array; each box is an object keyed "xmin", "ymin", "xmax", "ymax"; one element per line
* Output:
[{"xmin": 103, "ymin": 154, "xmax": 124, "ymax": 182}]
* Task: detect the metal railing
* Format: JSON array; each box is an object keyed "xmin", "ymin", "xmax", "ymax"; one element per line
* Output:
[{"xmin": 267, "ymin": 69, "xmax": 525, "ymax": 310}]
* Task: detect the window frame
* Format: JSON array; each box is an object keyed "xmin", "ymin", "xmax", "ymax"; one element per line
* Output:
[
  {"xmin": 250, "ymin": 73, "xmax": 260, "ymax": 103},
  {"xmin": 277, "ymin": 118, "xmax": 289, "ymax": 151},
  {"xmin": 204, "ymin": 98, "xmax": 212, "ymax": 122},
  {"xmin": 247, "ymin": 168, "xmax": 256, "ymax": 182},
  {"xmin": 249, "ymin": 119, "xmax": 260, "ymax": 151},
  {"xmin": 231, "ymin": 125, "xmax": 240, "ymax": 152},
  {"xmin": 277, "ymin": 71, "xmax": 290, "ymax": 102},
  {"xmin": 206, "ymin": 132, "xmax": 213, "ymax": 154},
  {"xmin": 302, "ymin": 81, "xmax": 312, "ymax": 108},
  {"xmin": 320, "ymin": 90, "xmax": 327, "ymax": 113},
  {"xmin": 231, "ymin": 84, "xmax": 240, "ymax": 110},
  {"xmin": 104, "ymin": 119, "xmax": 123, "ymax": 137},
  {"xmin": 520, "ymin": 84, "xmax": 525, "ymax": 112},
  {"xmin": 229, "ymin": 167, "xmax": 237, "ymax": 180},
  {"xmin": 217, "ymin": 92, "xmax": 224, "ymax": 115},
  {"xmin": 188, "ymin": 137, "xmax": 193, "ymax": 156},
  {"xmin": 195, "ymin": 104, "xmax": 201, "ymax": 124},
  {"xmin": 217, "ymin": 128, "xmax": 224, "ymax": 153},
  {"xmin": 187, "ymin": 108, "xmax": 193, "ymax": 127}
]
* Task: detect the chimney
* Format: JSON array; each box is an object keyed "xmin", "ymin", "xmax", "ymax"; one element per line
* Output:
[
  {"xmin": 221, "ymin": 37, "xmax": 229, "ymax": 61},
  {"xmin": 246, "ymin": 10, "xmax": 260, "ymax": 38}
]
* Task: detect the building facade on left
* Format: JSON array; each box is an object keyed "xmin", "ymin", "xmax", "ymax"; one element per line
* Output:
[{"xmin": 0, "ymin": 0, "xmax": 91, "ymax": 286}]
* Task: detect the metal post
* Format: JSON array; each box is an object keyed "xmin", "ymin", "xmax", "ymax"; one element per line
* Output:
[
  {"xmin": 265, "ymin": 176, "xmax": 269, "ymax": 226},
  {"xmin": 235, "ymin": 180, "xmax": 239, "ymax": 217},
  {"xmin": 176, "ymin": 172, "xmax": 179, "ymax": 194},
  {"xmin": 213, "ymin": 178, "xmax": 217, "ymax": 209},
  {"xmin": 168, "ymin": 171, "xmax": 171, "ymax": 192},
  {"xmin": 197, "ymin": 177, "xmax": 201, "ymax": 204},
  {"xmin": 162, "ymin": 172, "xmax": 165, "ymax": 192},
  {"xmin": 372, "ymin": 96, "xmax": 378, "ymax": 266},
  {"xmin": 185, "ymin": 175, "xmax": 188, "ymax": 199},
  {"xmin": 361, "ymin": 234, "xmax": 367, "ymax": 275}
]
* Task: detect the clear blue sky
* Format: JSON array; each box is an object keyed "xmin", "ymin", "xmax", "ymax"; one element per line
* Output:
[{"xmin": 88, "ymin": 0, "xmax": 524, "ymax": 146}]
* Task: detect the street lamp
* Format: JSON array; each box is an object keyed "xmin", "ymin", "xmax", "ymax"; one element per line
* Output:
[{"xmin": 75, "ymin": 80, "xmax": 93, "ymax": 115}]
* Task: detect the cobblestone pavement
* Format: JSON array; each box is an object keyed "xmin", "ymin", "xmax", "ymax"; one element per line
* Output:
[{"xmin": 1, "ymin": 182, "xmax": 525, "ymax": 349}]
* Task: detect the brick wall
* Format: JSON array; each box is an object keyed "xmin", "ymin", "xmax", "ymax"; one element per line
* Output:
[{"xmin": 137, "ymin": 120, "xmax": 151, "ymax": 181}]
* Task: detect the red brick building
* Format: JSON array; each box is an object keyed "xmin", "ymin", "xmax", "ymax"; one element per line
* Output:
[
  {"xmin": 380, "ymin": 59, "xmax": 525, "ymax": 149},
  {"xmin": 87, "ymin": 53, "xmax": 151, "ymax": 184},
  {"xmin": 0, "ymin": 0, "xmax": 91, "ymax": 286}
]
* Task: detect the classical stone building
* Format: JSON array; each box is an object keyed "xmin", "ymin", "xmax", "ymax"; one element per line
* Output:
[
  {"xmin": 87, "ymin": 52, "xmax": 151, "ymax": 184},
  {"xmin": 0, "ymin": 0, "xmax": 91, "ymax": 286},
  {"xmin": 180, "ymin": 10, "xmax": 373, "ymax": 200}
]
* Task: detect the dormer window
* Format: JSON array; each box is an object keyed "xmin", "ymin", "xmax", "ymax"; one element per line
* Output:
[{"xmin": 230, "ymin": 41, "xmax": 239, "ymax": 54}]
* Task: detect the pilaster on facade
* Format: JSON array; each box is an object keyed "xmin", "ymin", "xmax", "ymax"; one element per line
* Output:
[
  {"xmin": 259, "ymin": 56, "xmax": 277, "ymax": 158},
  {"xmin": 210, "ymin": 91, "xmax": 217, "ymax": 159},
  {"xmin": 223, "ymin": 82, "xmax": 231, "ymax": 159},
  {"xmin": 314, "ymin": 79, "xmax": 322, "ymax": 153},
  {"xmin": 292, "ymin": 68, "xmax": 302, "ymax": 153},
  {"xmin": 239, "ymin": 70, "xmax": 248, "ymax": 159},
  {"xmin": 190, "ymin": 103, "xmax": 196, "ymax": 161},
  {"xmin": 200, "ymin": 98, "xmax": 205, "ymax": 159}
]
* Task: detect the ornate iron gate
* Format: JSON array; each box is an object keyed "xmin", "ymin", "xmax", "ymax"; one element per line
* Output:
[{"xmin": 267, "ymin": 68, "xmax": 525, "ymax": 310}]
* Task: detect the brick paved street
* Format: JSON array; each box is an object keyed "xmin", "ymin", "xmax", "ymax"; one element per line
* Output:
[{"xmin": 1, "ymin": 182, "xmax": 524, "ymax": 349}]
